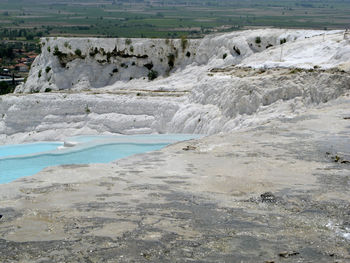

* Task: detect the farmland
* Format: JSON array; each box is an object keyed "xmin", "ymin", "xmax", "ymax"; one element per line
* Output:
[
  {"xmin": 0, "ymin": 0, "xmax": 349, "ymax": 39},
  {"xmin": 1, "ymin": 0, "xmax": 350, "ymax": 93}
]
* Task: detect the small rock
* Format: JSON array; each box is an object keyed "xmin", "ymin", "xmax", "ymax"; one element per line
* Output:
[
  {"xmin": 260, "ymin": 192, "xmax": 277, "ymax": 203},
  {"xmin": 288, "ymin": 251, "xmax": 299, "ymax": 257},
  {"xmin": 333, "ymin": 155, "xmax": 341, "ymax": 162},
  {"xmin": 183, "ymin": 145, "xmax": 197, "ymax": 151},
  {"xmin": 331, "ymin": 154, "xmax": 350, "ymax": 164},
  {"xmin": 278, "ymin": 251, "xmax": 289, "ymax": 258},
  {"xmin": 278, "ymin": 251, "xmax": 299, "ymax": 258}
]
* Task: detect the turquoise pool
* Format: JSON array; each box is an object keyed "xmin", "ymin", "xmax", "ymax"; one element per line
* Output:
[
  {"xmin": 0, "ymin": 134, "xmax": 199, "ymax": 184},
  {"xmin": 0, "ymin": 142, "xmax": 63, "ymax": 158}
]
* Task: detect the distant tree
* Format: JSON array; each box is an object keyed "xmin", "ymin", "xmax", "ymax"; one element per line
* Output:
[
  {"xmin": 0, "ymin": 82, "xmax": 15, "ymax": 95},
  {"xmin": 26, "ymin": 34, "xmax": 34, "ymax": 40}
]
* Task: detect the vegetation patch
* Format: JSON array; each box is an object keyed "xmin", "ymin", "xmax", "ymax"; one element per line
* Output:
[
  {"xmin": 85, "ymin": 105, "xmax": 91, "ymax": 114},
  {"xmin": 289, "ymin": 68, "xmax": 303, "ymax": 74},
  {"xmin": 74, "ymin": 49, "xmax": 84, "ymax": 58},
  {"xmin": 181, "ymin": 35, "xmax": 188, "ymax": 51},
  {"xmin": 64, "ymin": 42, "xmax": 71, "ymax": 49},
  {"xmin": 0, "ymin": 82, "xmax": 15, "ymax": 95},
  {"xmin": 89, "ymin": 47, "xmax": 99, "ymax": 57},
  {"xmin": 125, "ymin": 39, "xmax": 132, "ymax": 45},
  {"xmin": 53, "ymin": 46, "xmax": 85, "ymax": 67},
  {"xmin": 167, "ymin": 53, "xmax": 175, "ymax": 69},
  {"xmin": 148, "ymin": 70, "xmax": 158, "ymax": 81},
  {"xmin": 255, "ymin": 36, "xmax": 261, "ymax": 44},
  {"xmin": 104, "ymin": 47, "xmax": 148, "ymax": 62}
]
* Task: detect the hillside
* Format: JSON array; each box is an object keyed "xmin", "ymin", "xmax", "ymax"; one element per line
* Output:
[
  {"xmin": 1, "ymin": 29, "xmax": 350, "ymax": 143},
  {"xmin": 0, "ymin": 29, "xmax": 350, "ymax": 262}
]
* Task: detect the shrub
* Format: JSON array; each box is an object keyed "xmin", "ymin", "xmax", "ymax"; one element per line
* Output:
[
  {"xmin": 167, "ymin": 53, "xmax": 175, "ymax": 68},
  {"xmin": 74, "ymin": 49, "xmax": 82, "ymax": 57},
  {"xmin": 106, "ymin": 52, "xmax": 112, "ymax": 62},
  {"xmin": 223, "ymin": 53, "xmax": 227, "ymax": 59},
  {"xmin": 99, "ymin": 47, "xmax": 106, "ymax": 56},
  {"xmin": 47, "ymin": 46, "xmax": 51, "ymax": 52},
  {"xmin": 280, "ymin": 38, "xmax": 287, "ymax": 44},
  {"xmin": 44, "ymin": 88, "xmax": 52, "ymax": 92},
  {"xmin": 53, "ymin": 46, "xmax": 68, "ymax": 61},
  {"xmin": 186, "ymin": 51, "xmax": 191, "ymax": 57},
  {"xmin": 255, "ymin": 36, "xmax": 261, "ymax": 44},
  {"xmin": 85, "ymin": 105, "xmax": 91, "ymax": 114},
  {"xmin": 289, "ymin": 68, "xmax": 303, "ymax": 74},
  {"xmin": 180, "ymin": 35, "xmax": 188, "ymax": 50},
  {"xmin": 148, "ymin": 70, "xmax": 158, "ymax": 81},
  {"xmin": 112, "ymin": 68, "xmax": 118, "ymax": 73},
  {"xmin": 53, "ymin": 45, "xmax": 60, "ymax": 56},
  {"xmin": 125, "ymin": 38, "xmax": 132, "ymax": 45},
  {"xmin": 0, "ymin": 81, "xmax": 15, "ymax": 95},
  {"xmin": 64, "ymin": 41, "xmax": 69, "ymax": 48},
  {"xmin": 45, "ymin": 66, "xmax": 51, "ymax": 73},
  {"xmin": 89, "ymin": 47, "xmax": 98, "ymax": 57},
  {"xmin": 130, "ymin": 46, "xmax": 134, "ymax": 52},
  {"xmin": 38, "ymin": 69, "xmax": 42, "ymax": 78}
]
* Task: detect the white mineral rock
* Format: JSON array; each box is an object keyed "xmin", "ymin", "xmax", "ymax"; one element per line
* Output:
[{"xmin": 0, "ymin": 29, "xmax": 349, "ymax": 143}]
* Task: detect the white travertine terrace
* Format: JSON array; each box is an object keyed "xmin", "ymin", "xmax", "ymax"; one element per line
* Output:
[{"xmin": 0, "ymin": 29, "xmax": 349, "ymax": 143}]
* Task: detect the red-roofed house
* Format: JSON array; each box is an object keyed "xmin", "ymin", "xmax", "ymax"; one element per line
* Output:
[{"xmin": 15, "ymin": 63, "xmax": 29, "ymax": 72}]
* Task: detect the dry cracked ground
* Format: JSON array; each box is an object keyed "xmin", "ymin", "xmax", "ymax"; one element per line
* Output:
[{"xmin": 0, "ymin": 96, "xmax": 350, "ymax": 262}]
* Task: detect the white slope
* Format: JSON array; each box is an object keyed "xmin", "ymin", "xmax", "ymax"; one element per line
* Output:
[
  {"xmin": 0, "ymin": 29, "xmax": 349, "ymax": 143},
  {"xmin": 17, "ymin": 28, "xmax": 348, "ymax": 93},
  {"xmin": 240, "ymin": 30, "xmax": 350, "ymax": 69}
]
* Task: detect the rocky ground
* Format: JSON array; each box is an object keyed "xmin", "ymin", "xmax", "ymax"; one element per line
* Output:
[{"xmin": 0, "ymin": 93, "xmax": 349, "ymax": 262}]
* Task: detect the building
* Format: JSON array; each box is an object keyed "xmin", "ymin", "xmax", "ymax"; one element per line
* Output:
[{"xmin": 15, "ymin": 63, "xmax": 29, "ymax": 72}]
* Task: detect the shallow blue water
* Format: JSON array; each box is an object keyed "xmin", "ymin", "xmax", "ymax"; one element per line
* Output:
[
  {"xmin": 0, "ymin": 142, "xmax": 63, "ymax": 158},
  {"xmin": 0, "ymin": 134, "xmax": 199, "ymax": 184}
]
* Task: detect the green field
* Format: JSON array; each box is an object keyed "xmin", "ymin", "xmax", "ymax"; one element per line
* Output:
[{"xmin": 0, "ymin": 0, "xmax": 349, "ymax": 40}]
